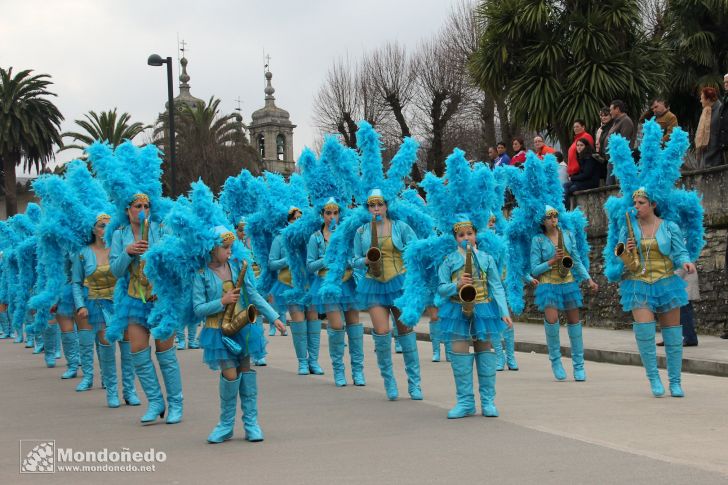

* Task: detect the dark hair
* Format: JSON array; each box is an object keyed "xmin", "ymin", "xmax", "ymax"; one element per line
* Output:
[
  {"xmin": 610, "ymin": 99, "xmax": 626, "ymax": 113},
  {"xmin": 652, "ymin": 97, "xmax": 669, "ymax": 108},
  {"xmin": 575, "ymin": 137, "xmax": 594, "ymax": 160},
  {"xmin": 574, "ymin": 119, "xmax": 586, "ymax": 127},
  {"xmin": 701, "ymin": 86, "xmax": 718, "ymax": 102},
  {"xmin": 599, "ymin": 106, "xmax": 610, "ymax": 116},
  {"xmin": 553, "ymin": 151, "xmax": 564, "ymax": 163},
  {"xmin": 287, "ymin": 209, "xmax": 301, "ymax": 222},
  {"xmin": 512, "ymin": 137, "xmax": 525, "ymax": 150},
  {"xmin": 497, "ymin": 141, "xmax": 507, "ymax": 148}
]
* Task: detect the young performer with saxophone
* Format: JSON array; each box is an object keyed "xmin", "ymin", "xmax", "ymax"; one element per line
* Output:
[
  {"xmin": 604, "ymin": 120, "xmax": 703, "ymax": 398},
  {"xmin": 88, "ymin": 141, "xmax": 183, "ymax": 425}
]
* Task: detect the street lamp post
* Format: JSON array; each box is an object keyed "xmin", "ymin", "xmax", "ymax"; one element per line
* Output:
[{"xmin": 147, "ymin": 54, "xmax": 176, "ymax": 196}]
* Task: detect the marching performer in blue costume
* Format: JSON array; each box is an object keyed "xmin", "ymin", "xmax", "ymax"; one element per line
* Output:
[
  {"xmin": 88, "ymin": 141, "xmax": 181, "ymax": 425},
  {"xmin": 604, "ymin": 120, "xmax": 702, "ymax": 398},
  {"xmin": 321, "ymin": 122, "xmax": 433, "ymax": 401},
  {"xmin": 504, "ymin": 152, "xmax": 597, "ymax": 381}
]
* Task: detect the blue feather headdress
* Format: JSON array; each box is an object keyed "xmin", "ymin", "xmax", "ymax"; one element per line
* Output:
[
  {"xmin": 504, "ymin": 152, "xmax": 591, "ymax": 314},
  {"xmin": 85, "ymin": 140, "xmax": 167, "ymax": 245},
  {"xmin": 603, "ymin": 119, "xmax": 704, "ymax": 282},
  {"xmin": 4, "ymin": 205, "xmax": 42, "ymax": 332},
  {"xmin": 219, "ymin": 169, "xmax": 266, "ymax": 228}
]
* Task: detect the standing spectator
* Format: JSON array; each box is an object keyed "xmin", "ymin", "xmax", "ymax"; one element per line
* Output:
[
  {"xmin": 605, "ymin": 100, "xmax": 635, "ymax": 184},
  {"xmin": 719, "ymin": 73, "xmax": 728, "ymax": 164},
  {"xmin": 594, "ymin": 107, "xmax": 613, "ymax": 181},
  {"xmin": 696, "ymin": 86, "xmax": 723, "ymax": 167},
  {"xmin": 487, "ymin": 146, "xmax": 498, "ymax": 167},
  {"xmin": 493, "ymin": 142, "xmax": 511, "ymax": 167},
  {"xmin": 563, "ymin": 138, "xmax": 600, "ymax": 208},
  {"xmin": 511, "ymin": 137, "xmax": 526, "ymax": 166},
  {"xmin": 554, "ymin": 151, "xmax": 568, "ymax": 185},
  {"xmin": 567, "ymin": 120, "xmax": 594, "ymax": 178},
  {"xmin": 659, "ymin": 269, "xmax": 700, "ymax": 347},
  {"xmin": 533, "ymin": 135, "xmax": 556, "ymax": 159},
  {"xmin": 650, "ymin": 98, "xmax": 678, "ymax": 143}
]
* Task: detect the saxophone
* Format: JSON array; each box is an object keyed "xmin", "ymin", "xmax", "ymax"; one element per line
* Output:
[
  {"xmin": 366, "ymin": 215, "xmax": 383, "ymax": 277},
  {"xmin": 614, "ymin": 210, "xmax": 641, "ymax": 273},
  {"xmin": 459, "ymin": 243, "xmax": 477, "ymax": 317},
  {"xmin": 221, "ymin": 260, "xmax": 258, "ymax": 337},
  {"xmin": 128, "ymin": 212, "xmax": 153, "ymax": 300},
  {"xmin": 556, "ymin": 226, "xmax": 574, "ymax": 278}
]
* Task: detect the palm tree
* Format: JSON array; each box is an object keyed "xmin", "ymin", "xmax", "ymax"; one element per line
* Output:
[
  {"xmin": 154, "ymin": 96, "xmax": 260, "ymax": 195},
  {"xmin": 0, "ymin": 67, "xmax": 64, "ymax": 216},
  {"xmin": 470, "ymin": 0, "xmax": 665, "ymax": 148},
  {"xmin": 60, "ymin": 109, "xmax": 147, "ymax": 151}
]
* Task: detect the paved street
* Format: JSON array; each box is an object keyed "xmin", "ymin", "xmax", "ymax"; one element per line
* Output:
[{"xmin": 1, "ymin": 328, "xmax": 727, "ymax": 484}]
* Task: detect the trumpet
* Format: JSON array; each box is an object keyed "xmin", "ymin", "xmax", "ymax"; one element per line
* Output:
[
  {"xmin": 366, "ymin": 215, "xmax": 383, "ymax": 277},
  {"xmin": 614, "ymin": 210, "xmax": 641, "ymax": 273},
  {"xmin": 556, "ymin": 226, "xmax": 573, "ymax": 278},
  {"xmin": 459, "ymin": 242, "xmax": 477, "ymax": 317},
  {"xmin": 221, "ymin": 260, "xmax": 258, "ymax": 337}
]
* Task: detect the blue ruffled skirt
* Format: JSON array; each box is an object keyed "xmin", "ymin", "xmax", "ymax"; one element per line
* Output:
[
  {"xmin": 115, "ymin": 292, "xmax": 154, "ymax": 328},
  {"xmin": 200, "ymin": 324, "xmax": 266, "ymax": 370},
  {"xmin": 86, "ymin": 296, "xmax": 113, "ymax": 332},
  {"xmin": 270, "ymin": 280, "xmax": 293, "ymax": 314},
  {"xmin": 619, "ymin": 275, "xmax": 687, "ymax": 313},
  {"xmin": 439, "ymin": 300, "xmax": 506, "ymax": 342},
  {"xmin": 310, "ymin": 276, "xmax": 358, "ymax": 313},
  {"xmin": 357, "ymin": 274, "xmax": 405, "ymax": 309},
  {"xmin": 534, "ymin": 281, "xmax": 583, "ymax": 311},
  {"xmin": 56, "ymin": 283, "xmax": 75, "ymax": 318}
]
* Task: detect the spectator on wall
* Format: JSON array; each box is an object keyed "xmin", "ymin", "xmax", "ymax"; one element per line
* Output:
[
  {"xmin": 511, "ymin": 137, "xmax": 527, "ymax": 166},
  {"xmin": 696, "ymin": 86, "xmax": 723, "ymax": 168},
  {"xmin": 493, "ymin": 142, "xmax": 511, "ymax": 167},
  {"xmin": 719, "ymin": 73, "xmax": 728, "ymax": 165},
  {"xmin": 651, "ymin": 98, "xmax": 679, "ymax": 143},
  {"xmin": 533, "ymin": 135, "xmax": 556, "ymax": 159},
  {"xmin": 563, "ymin": 138, "xmax": 600, "ymax": 208},
  {"xmin": 567, "ymin": 119, "xmax": 594, "ymax": 178},
  {"xmin": 487, "ymin": 146, "xmax": 498, "ymax": 167},
  {"xmin": 594, "ymin": 106, "xmax": 613, "ymax": 182},
  {"xmin": 605, "ymin": 99, "xmax": 635, "ymax": 184}
]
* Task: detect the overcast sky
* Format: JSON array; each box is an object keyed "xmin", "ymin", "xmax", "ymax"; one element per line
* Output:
[{"xmin": 2, "ymin": 0, "xmax": 461, "ymax": 175}]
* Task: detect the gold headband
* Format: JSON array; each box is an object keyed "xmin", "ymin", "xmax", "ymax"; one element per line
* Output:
[
  {"xmin": 632, "ymin": 188, "xmax": 649, "ymax": 200},
  {"xmin": 367, "ymin": 195, "xmax": 385, "ymax": 204},
  {"xmin": 132, "ymin": 193, "xmax": 149, "ymax": 204},
  {"xmin": 323, "ymin": 202, "xmax": 339, "ymax": 211},
  {"xmin": 220, "ymin": 232, "xmax": 236, "ymax": 245},
  {"xmin": 96, "ymin": 213, "xmax": 111, "ymax": 223},
  {"xmin": 453, "ymin": 221, "xmax": 473, "ymax": 232},
  {"xmin": 236, "ymin": 221, "xmax": 246, "ymax": 229},
  {"xmin": 545, "ymin": 208, "xmax": 559, "ymax": 217},
  {"xmin": 288, "ymin": 207, "xmax": 300, "ymax": 215}
]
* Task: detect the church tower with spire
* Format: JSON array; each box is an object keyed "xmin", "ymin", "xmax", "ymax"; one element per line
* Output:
[{"xmin": 248, "ymin": 61, "xmax": 296, "ymax": 175}]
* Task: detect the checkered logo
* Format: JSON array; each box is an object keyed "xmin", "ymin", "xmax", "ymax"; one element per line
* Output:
[{"xmin": 20, "ymin": 440, "xmax": 55, "ymax": 473}]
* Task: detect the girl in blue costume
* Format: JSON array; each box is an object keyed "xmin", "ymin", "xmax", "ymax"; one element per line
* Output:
[
  {"xmin": 195, "ymin": 226, "xmax": 286, "ymax": 443},
  {"xmin": 56, "ymin": 254, "xmax": 81, "ymax": 381},
  {"xmin": 72, "ymin": 213, "xmax": 140, "ymax": 407},
  {"xmin": 531, "ymin": 205, "xmax": 598, "ymax": 381},
  {"xmin": 604, "ymin": 120, "xmax": 703, "ymax": 398},
  {"xmin": 89, "ymin": 141, "xmax": 182, "ymax": 425}
]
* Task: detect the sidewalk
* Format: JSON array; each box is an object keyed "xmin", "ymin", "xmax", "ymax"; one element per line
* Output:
[{"xmin": 352, "ymin": 315, "xmax": 728, "ymax": 378}]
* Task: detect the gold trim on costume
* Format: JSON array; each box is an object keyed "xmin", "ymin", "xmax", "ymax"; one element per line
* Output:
[
  {"xmin": 453, "ymin": 221, "xmax": 473, "ymax": 233},
  {"xmin": 220, "ymin": 231, "xmax": 235, "ymax": 245},
  {"xmin": 96, "ymin": 213, "xmax": 111, "ymax": 223},
  {"xmin": 632, "ymin": 187, "xmax": 648, "ymax": 200}
]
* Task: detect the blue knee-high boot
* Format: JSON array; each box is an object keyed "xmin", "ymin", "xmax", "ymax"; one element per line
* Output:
[
  {"xmin": 240, "ymin": 371, "xmax": 263, "ymax": 442},
  {"xmin": 307, "ymin": 319, "xmax": 324, "ymax": 375},
  {"xmin": 503, "ymin": 326, "xmax": 519, "ymax": 370},
  {"xmin": 289, "ymin": 321, "xmax": 309, "ymax": 375},
  {"xmin": 98, "ymin": 343, "xmax": 120, "ymax": 408},
  {"xmin": 76, "ymin": 329, "xmax": 95, "ymax": 391},
  {"xmin": 55, "ymin": 328, "xmax": 61, "ymax": 359},
  {"xmin": 346, "ymin": 324, "xmax": 366, "ymax": 386},
  {"xmin": 398, "ymin": 331, "xmax": 423, "ymax": 400},
  {"xmin": 430, "ymin": 321, "xmax": 442, "ymax": 362},
  {"xmin": 176, "ymin": 325, "xmax": 186, "ymax": 350},
  {"xmin": 24, "ymin": 324, "xmax": 34, "ymax": 348},
  {"xmin": 567, "ymin": 322, "xmax": 586, "ymax": 381},
  {"xmin": 119, "ymin": 340, "xmax": 141, "ymax": 406},
  {"xmin": 187, "ymin": 322, "xmax": 200, "ymax": 349},
  {"xmin": 33, "ymin": 330, "xmax": 44, "ymax": 354},
  {"xmin": 444, "ymin": 340, "xmax": 452, "ymax": 362},
  {"xmin": 0, "ymin": 312, "xmax": 10, "ymax": 338},
  {"xmin": 633, "ymin": 322, "xmax": 665, "ymax": 397},
  {"xmin": 544, "ymin": 320, "xmax": 566, "ymax": 381},
  {"xmin": 662, "ymin": 326, "xmax": 684, "ymax": 397},
  {"xmin": 373, "ymin": 332, "xmax": 398, "ymax": 400},
  {"xmin": 43, "ymin": 325, "xmax": 58, "ymax": 368},
  {"xmin": 208, "ymin": 374, "xmax": 240, "ymax": 443},
  {"xmin": 475, "ymin": 350, "xmax": 499, "ymax": 417},
  {"xmin": 392, "ymin": 324, "xmax": 403, "ymax": 353},
  {"xmin": 328, "ymin": 328, "xmax": 347, "ymax": 387},
  {"xmin": 156, "ymin": 347, "xmax": 183, "ymax": 424},
  {"xmin": 131, "ymin": 347, "xmax": 166, "ymax": 423},
  {"xmin": 60, "ymin": 330, "xmax": 79, "ymax": 379},
  {"xmin": 492, "ymin": 333, "xmax": 505, "ymax": 371},
  {"xmin": 14, "ymin": 321, "xmax": 24, "ymax": 343},
  {"xmin": 448, "ymin": 352, "xmax": 476, "ymax": 418}
]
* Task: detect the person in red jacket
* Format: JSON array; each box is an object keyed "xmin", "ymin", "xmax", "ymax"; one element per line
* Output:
[
  {"xmin": 511, "ymin": 137, "xmax": 527, "ymax": 166},
  {"xmin": 567, "ymin": 120, "xmax": 594, "ymax": 177},
  {"xmin": 533, "ymin": 135, "xmax": 556, "ymax": 159}
]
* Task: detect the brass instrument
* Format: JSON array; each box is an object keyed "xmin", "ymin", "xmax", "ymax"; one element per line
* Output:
[
  {"xmin": 614, "ymin": 211, "xmax": 641, "ymax": 273},
  {"xmin": 128, "ymin": 213, "xmax": 153, "ymax": 300},
  {"xmin": 366, "ymin": 215, "xmax": 383, "ymax": 277},
  {"xmin": 221, "ymin": 260, "xmax": 258, "ymax": 337},
  {"xmin": 459, "ymin": 243, "xmax": 477, "ymax": 317},
  {"xmin": 556, "ymin": 226, "xmax": 574, "ymax": 278}
]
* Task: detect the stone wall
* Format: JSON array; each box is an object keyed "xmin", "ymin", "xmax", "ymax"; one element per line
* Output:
[{"xmin": 520, "ymin": 165, "xmax": 728, "ymax": 335}]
